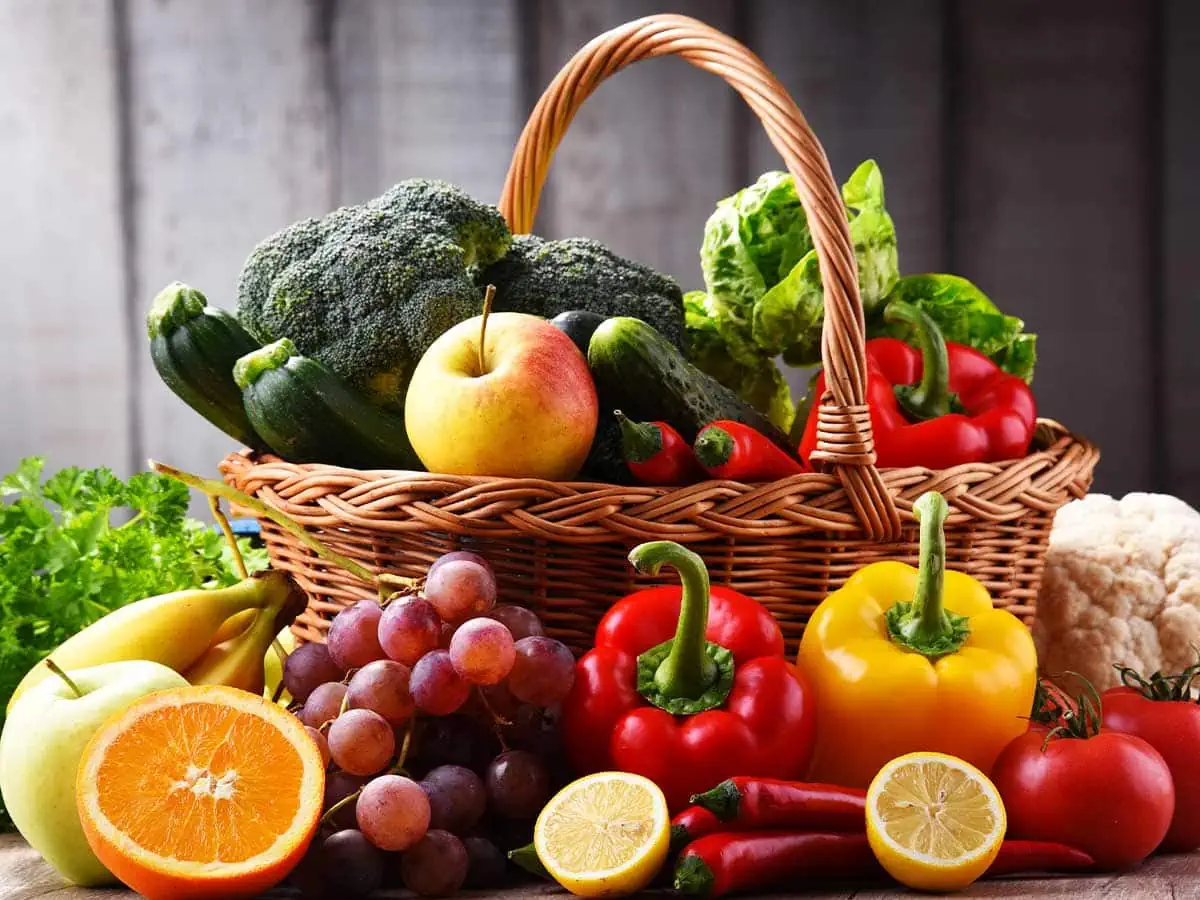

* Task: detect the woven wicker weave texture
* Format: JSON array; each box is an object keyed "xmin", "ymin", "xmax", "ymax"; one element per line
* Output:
[{"xmin": 221, "ymin": 14, "xmax": 1099, "ymax": 656}]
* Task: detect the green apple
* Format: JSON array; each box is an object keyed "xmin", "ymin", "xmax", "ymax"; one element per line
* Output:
[{"xmin": 0, "ymin": 660, "xmax": 187, "ymax": 886}]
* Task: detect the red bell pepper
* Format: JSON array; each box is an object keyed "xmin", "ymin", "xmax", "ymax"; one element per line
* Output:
[
  {"xmin": 561, "ymin": 541, "xmax": 815, "ymax": 811},
  {"xmin": 799, "ymin": 300, "xmax": 1037, "ymax": 469},
  {"xmin": 616, "ymin": 411, "xmax": 705, "ymax": 485}
]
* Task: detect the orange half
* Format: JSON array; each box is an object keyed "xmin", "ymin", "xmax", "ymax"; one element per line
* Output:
[{"xmin": 77, "ymin": 685, "xmax": 325, "ymax": 900}]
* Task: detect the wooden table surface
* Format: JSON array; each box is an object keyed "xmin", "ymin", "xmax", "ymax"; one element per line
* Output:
[{"xmin": 1, "ymin": 834, "xmax": 1198, "ymax": 900}]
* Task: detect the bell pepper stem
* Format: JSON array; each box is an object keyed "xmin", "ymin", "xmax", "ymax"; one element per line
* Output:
[
  {"xmin": 884, "ymin": 300, "xmax": 956, "ymax": 420},
  {"xmin": 628, "ymin": 541, "xmax": 717, "ymax": 700},
  {"xmin": 885, "ymin": 492, "xmax": 970, "ymax": 658}
]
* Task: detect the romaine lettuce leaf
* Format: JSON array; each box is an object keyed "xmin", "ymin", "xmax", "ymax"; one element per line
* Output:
[
  {"xmin": 685, "ymin": 291, "xmax": 795, "ymax": 430},
  {"xmin": 692, "ymin": 160, "xmax": 900, "ymax": 382}
]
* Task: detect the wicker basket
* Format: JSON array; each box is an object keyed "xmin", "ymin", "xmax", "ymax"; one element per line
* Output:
[{"xmin": 221, "ymin": 14, "xmax": 1099, "ymax": 656}]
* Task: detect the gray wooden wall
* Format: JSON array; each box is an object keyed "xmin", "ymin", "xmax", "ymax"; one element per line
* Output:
[{"xmin": 1, "ymin": 0, "xmax": 1196, "ymax": 504}]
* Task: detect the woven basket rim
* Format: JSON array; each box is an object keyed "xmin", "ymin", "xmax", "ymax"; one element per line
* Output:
[{"xmin": 219, "ymin": 418, "xmax": 1099, "ymax": 544}]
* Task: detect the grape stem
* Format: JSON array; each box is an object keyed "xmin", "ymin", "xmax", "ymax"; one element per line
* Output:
[
  {"xmin": 474, "ymin": 688, "xmax": 511, "ymax": 750},
  {"xmin": 320, "ymin": 789, "xmax": 361, "ymax": 828},
  {"xmin": 317, "ymin": 719, "xmax": 419, "ymax": 826}
]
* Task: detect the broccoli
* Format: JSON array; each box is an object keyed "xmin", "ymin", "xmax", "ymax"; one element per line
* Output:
[
  {"xmin": 235, "ymin": 179, "xmax": 511, "ymax": 412},
  {"xmin": 479, "ymin": 235, "xmax": 687, "ymax": 350}
]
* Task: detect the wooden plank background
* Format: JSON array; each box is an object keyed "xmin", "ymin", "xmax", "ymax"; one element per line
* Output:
[{"xmin": 0, "ymin": 0, "xmax": 1194, "ymax": 505}]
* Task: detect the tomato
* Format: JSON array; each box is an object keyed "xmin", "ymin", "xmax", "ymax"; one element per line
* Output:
[
  {"xmin": 991, "ymin": 729, "xmax": 1174, "ymax": 870},
  {"xmin": 1103, "ymin": 685, "xmax": 1200, "ymax": 853}
]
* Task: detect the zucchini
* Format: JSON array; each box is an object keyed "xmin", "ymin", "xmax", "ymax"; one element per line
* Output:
[
  {"xmin": 147, "ymin": 282, "xmax": 267, "ymax": 449},
  {"xmin": 588, "ymin": 317, "xmax": 795, "ymax": 453},
  {"xmin": 234, "ymin": 339, "xmax": 423, "ymax": 470}
]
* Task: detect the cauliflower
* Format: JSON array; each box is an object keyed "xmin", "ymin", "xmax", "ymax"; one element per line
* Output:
[{"xmin": 1033, "ymin": 492, "xmax": 1200, "ymax": 690}]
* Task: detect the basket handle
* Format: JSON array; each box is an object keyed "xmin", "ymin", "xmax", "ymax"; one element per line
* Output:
[{"xmin": 499, "ymin": 14, "xmax": 900, "ymax": 540}]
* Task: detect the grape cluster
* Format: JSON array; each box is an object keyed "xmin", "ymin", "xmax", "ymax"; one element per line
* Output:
[{"xmin": 282, "ymin": 551, "xmax": 576, "ymax": 898}]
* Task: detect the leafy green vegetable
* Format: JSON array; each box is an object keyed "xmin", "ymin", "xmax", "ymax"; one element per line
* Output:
[
  {"xmin": 869, "ymin": 274, "xmax": 1038, "ymax": 382},
  {"xmin": 0, "ymin": 457, "xmax": 266, "ymax": 829},
  {"xmin": 688, "ymin": 161, "xmax": 900, "ymax": 429},
  {"xmin": 685, "ymin": 291, "xmax": 794, "ymax": 428}
]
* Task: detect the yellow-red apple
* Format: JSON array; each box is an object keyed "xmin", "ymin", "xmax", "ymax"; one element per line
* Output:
[{"xmin": 405, "ymin": 312, "xmax": 598, "ymax": 478}]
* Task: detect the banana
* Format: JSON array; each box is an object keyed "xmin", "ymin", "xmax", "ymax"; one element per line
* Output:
[
  {"xmin": 184, "ymin": 578, "xmax": 306, "ymax": 694},
  {"xmin": 210, "ymin": 607, "xmax": 258, "ymax": 645},
  {"xmin": 263, "ymin": 626, "xmax": 297, "ymax": 704},
  {"xmin": 8, "ymin": 571, "xmax": 294, "ymax": 711}
]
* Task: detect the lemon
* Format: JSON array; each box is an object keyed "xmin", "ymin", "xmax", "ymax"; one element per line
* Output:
[
  {"xmin": 866, "ymin": 752, "xmax": 1006, "ymax": 892},
  {"xmin": 534, "ymin": 772, "xmax": 670, "ymax": 897}
]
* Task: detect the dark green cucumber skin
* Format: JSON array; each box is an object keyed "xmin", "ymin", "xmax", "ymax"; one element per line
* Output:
[
  {"xmin": 149, "ymin": 308, "xmax": 268, "ymax": 450},
  {"xmin": 550, "ymin": 310, "xmax": 607, "ymax": 356},
  {"xmin": 588, "ymin": 317, "xmax": 795, "ymax": 453},
  {"xmin": 578, "ymin": 414, "xmax": 634, "ymax": 484},
  {"xmin": 242, "ymin": 355, "xmax": 423, "ymax": 470}
]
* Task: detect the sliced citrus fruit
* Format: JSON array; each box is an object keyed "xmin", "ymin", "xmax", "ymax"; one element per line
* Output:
[
  {"xmin": 76, "ymin": 685, "xmax": 325, "ymax": 900},
  {"xmin": 534, "ymin": 771, "xmax": 670, "ymax": 898},
  {"xmin": 866, "ymin": 751, "xmax": 1006, "ymax": 892}
]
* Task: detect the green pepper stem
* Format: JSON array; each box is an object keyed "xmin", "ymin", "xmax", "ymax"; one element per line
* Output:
[
  {"xmin": 885, "ymin": 492, "xmax": 970, "ymax": 658},
  {"xmin": 615, "ymin": 411, "xmax": 663, "ymax": 464},
  {"xmin": 884, "ymin": 300, "xmax": 955, "ymax": 420},
  {"xmin": 628, "ymin": 541, "xmax": 717, "ymax": 700}
]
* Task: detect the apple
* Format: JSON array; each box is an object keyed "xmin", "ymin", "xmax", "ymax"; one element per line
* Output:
[
  {"xmin": 405, "ymin": 311, "xmax": 598, "ymax": 478},
  {"xmin": 0, "ymin": 660, "xmax": 187, "ymax": 886}
]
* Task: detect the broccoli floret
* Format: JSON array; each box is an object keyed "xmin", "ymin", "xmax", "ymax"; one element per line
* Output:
[
  {"xmin": 236, "ymin": 179, "xmax": 511, "ymax": 411},
  {"xmin": 479, "ymin": 235, "xmax": 686, "ymax": 350}
]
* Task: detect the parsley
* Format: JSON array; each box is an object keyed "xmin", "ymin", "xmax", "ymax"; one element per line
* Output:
[{"xmin": 0, "ymin": 457, "xmax": 267, "ymax": 829}]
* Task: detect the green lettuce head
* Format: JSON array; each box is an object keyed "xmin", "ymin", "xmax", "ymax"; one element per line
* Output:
[{"xmin": 689, "ymin": 160, "xmax": 900, "ymax": 427}]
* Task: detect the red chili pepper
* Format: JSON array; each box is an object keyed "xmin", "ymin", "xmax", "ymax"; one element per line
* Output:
[
  {"xmin": 985, "ymin": 840, "xmax": 1095, "ymax": 878},
  {"xmin": 799, "ymin": 300, "xmax": 1037, "ymax": 468},
  {"xmin": 674, "ymin": 831, "xmax": 880, "ymax": 897},
  {"xmin": 616, "ymin": 411, "xmax": 705, "ymax": 485},
  {"xmin": 561, "ymin": 542, "xmax": 815, "ymax": 811},
  {"xmin": 671, "ymin": 806, "xmax": 723, "ymax": 852},
  {"xmin": 690, "ymin": 778, "xmax": 865, "ymax": 832},
  {"xmin": 693, "ymin": 422, "xmax": 807, "ymax": 482}
]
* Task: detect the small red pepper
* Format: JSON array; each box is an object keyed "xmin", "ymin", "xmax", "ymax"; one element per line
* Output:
[
  {"xmin": 674, "ymin": 831, "xmax": 881, "ymax": 897},
  {"xmin": 561, "ymin": 542, "xmax": 815, "ymax": 811},
  {"xmin": 985, "ymin": 840, "xmax": 1095, "ymax": 877},
  {"xmin": 693, "ymin": 422, "xmax": 807, "ymax": 482},
  {"xmin": 672, "ymin": 806, "xmax": 723, "ymax": 852},
  {"xmin": 616, "ymin": 411, "xmax": 705, "ymax": 485},
  {"xmin": 799, "ymin": 300, "xmax": 1037, "ymax": 468},
  {"xmin": 690, "ymin": 777, "xmax": 865, "ymax": 833}
]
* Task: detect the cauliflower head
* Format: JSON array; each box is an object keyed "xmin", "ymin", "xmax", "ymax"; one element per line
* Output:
[{"xmin": 1034, "ymin": 492, "xmax": 1200, "ymax": 690}]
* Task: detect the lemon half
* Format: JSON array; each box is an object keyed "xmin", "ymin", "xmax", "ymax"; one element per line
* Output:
[
  {"xmin": 534, "ymin": 771, "xmax": 670, "ymax": 897},
  {"xmin": 866, "ymin": 751, "xmax": 1006, "ymax": 892}
]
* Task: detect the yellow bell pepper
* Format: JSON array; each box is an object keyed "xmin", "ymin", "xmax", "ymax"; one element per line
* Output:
[{"xmin": 798, "ymin": 491, "xmax": 1037, "ymax": 789}]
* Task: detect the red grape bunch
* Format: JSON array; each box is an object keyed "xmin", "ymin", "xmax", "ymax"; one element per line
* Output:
[{"xmin": 279, "ymin": 549, "xmax": 576, "ymax": 898}]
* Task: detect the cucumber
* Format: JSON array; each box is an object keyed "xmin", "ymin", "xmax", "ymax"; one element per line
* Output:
[
  {"xmin": 147, "ymin": 282, "xmax": 267, "ymax": 449},
  {"xmin": 550, "ymin": 310, "xmax": 607, "ymax": 355},
  {"xmin": 578, "ymin": 412, "xmax": 634, "ymax": 484},
  {"xmin": 588, "ymin": 317, "xmax": 795, "ymax": 453},
  {"xmin": 234, "ymin": 339, "xmax": 423, "ymax": 470}
]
